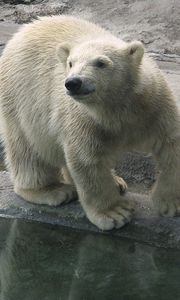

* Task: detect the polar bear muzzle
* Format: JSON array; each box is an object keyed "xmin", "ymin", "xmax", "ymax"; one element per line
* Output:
[
  {"xmin": 65, "ymin": 76, "xmax": 82, "ymax": 93},
  {"xmin": 65, "ymin": 75, "xmax": 95, "ymax": 97}
]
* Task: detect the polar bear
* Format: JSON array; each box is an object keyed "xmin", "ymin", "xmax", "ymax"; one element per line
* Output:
[{"xmin": 0, "ymin": 16, "xmax": 179, "ymax": 230}]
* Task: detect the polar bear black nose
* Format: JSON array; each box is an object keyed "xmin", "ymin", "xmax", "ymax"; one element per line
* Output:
[{"xmin": 65, "ymin": 76, "xmax": 82, "ymax": 93}]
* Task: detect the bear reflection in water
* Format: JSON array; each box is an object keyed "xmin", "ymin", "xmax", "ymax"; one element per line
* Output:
[{"xmin": 0, "ymin": 219, "xmax": 180, "ymax": 300}]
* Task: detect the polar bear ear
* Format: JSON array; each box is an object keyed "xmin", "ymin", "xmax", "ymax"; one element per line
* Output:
[
  {"xmin": 56, "ymin": 43, "xmax": 71, "ymax": 65},
  {"xmin": 126, "ymin": 41, "xmax": 144, "ymax": 64}
]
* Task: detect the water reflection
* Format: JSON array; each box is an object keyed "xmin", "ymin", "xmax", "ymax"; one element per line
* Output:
[{"xmin": 0, "ymin": 218, "xmax": 179, "ymax": 300}]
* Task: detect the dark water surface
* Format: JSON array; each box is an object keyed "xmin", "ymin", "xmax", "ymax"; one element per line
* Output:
[{"xmin": 0, "ymin": 217, "xmax": 179, "ymax": 300}]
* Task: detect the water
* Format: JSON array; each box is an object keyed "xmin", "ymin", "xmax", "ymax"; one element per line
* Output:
[{"xmin": 0, "ymin": 217, "xmax": 180, "ymax": 300}]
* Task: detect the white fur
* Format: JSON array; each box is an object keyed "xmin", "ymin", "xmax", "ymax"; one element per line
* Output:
[{"xmin": 0, "ymin": 16, "xmax": 179, "ymax": 230}]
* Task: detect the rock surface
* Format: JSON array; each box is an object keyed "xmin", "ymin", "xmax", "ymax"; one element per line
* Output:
[{"xmin": 0, "ymin": 172, "xmax": 180, "ymax": 249}]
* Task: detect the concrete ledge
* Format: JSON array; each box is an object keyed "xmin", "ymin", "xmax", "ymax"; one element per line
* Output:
[{"xmin": 0, "ymin": 171, "xmax": 180, "ymax": 249}]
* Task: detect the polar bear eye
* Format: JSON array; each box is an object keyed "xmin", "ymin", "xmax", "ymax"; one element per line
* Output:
[
  {"xmin": 69, "ymin": 61, "xmax": 72, "ymax": 68},
  {"xmin": 95, "ymin": 60, "xmax": 106, "ymax": 68}
]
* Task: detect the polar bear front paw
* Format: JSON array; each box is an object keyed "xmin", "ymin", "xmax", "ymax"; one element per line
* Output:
[
  {"xmin": 86, "ymin": 201, "xmax": 134, "ymax": 231},
  {"xmin": 15, "ymin": 184, "xmax": 78, "ymax": 206},
  {"xmin": 47, "ymin": 184, "xmax": 78, "ymax": 206}
]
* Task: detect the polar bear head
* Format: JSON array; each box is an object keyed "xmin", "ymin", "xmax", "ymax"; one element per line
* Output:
[{"xmin": 57, "ymin": 39, "xmax": 144, "ymax": 102}]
